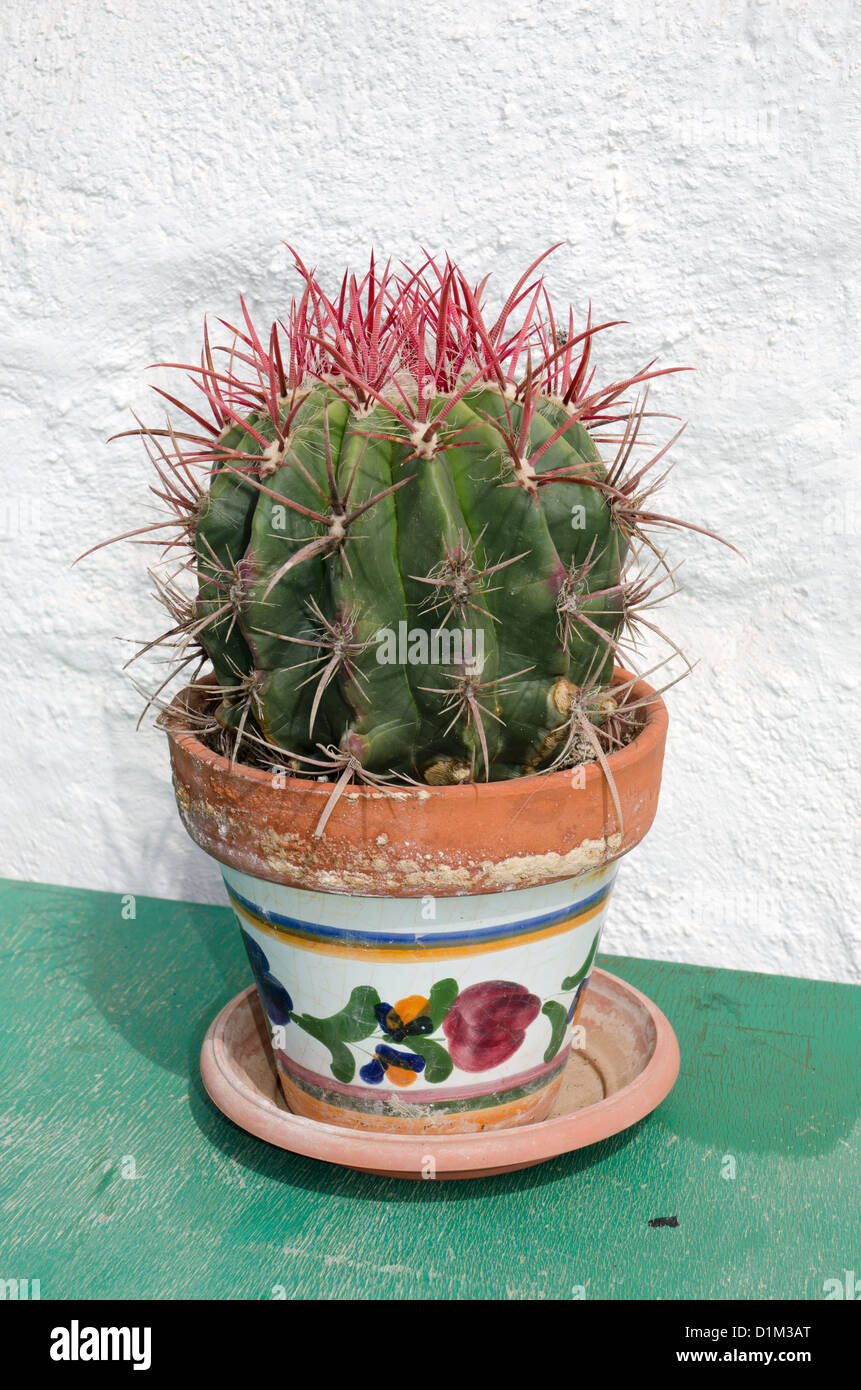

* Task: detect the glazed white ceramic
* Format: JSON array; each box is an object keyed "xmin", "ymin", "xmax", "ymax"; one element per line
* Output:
[{"xmin": 221, "ymin": 861, "xmax": 618, "ymax": 1130}]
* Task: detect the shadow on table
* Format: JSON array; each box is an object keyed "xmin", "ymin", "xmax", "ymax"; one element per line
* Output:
[{"xmin": 78, "ymin": 881, "xmax": 248, "ymax": 1081}]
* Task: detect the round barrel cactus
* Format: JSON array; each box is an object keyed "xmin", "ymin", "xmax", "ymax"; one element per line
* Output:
[{"xmin": 92, "ymin": 247, "xmax": 729, "ymax": 798}]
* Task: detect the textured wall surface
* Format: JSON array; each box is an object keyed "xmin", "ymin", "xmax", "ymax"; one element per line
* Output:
[{"xmin": 1, "ymin": 1, "xmax": 858, "ymax": 982}]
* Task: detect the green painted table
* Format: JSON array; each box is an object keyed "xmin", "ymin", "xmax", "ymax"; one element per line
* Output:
[{"xmin": 1, "ymin": 877, "xmax": 858, "ymax": 1301}]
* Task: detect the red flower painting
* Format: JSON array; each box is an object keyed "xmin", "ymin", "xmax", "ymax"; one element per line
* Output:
[{"xmin": 442, "ymin": 980, "xmax": 540, "ymax": 1072}]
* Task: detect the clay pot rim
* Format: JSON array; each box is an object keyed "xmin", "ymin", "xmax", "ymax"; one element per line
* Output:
[{"xmin": 163, "ymin": 665, "xmax": 668, "ymax": 803}]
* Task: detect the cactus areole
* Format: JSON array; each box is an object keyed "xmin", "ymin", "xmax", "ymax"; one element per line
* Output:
[{"xmin": 90, "ymin": 248, "xmax": 731, "ymax": 1134}]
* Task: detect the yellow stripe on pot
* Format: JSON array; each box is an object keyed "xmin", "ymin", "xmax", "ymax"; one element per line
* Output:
[{"xmin": 228, "ymin": 893, "xmax": 610, "ymax": 961}]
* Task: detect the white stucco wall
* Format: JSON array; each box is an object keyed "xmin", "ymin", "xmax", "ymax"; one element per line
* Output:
[{"xmin": 1, "ymin": 1, "xmax": 858, "ymax": 982}]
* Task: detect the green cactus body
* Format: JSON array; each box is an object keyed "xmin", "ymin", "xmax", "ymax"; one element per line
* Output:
[
  {"xmin": 100, "ymin": 250, "xmax": 726, "ymax": 791},
  {"xmin": 195, "ymin": 378, "xmax": 626, "ymax": 781}
]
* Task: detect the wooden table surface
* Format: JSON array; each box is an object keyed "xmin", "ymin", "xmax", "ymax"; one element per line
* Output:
[{"xmin": 1, "ymin": 876, "xmax": 858, "ymax": 1301}]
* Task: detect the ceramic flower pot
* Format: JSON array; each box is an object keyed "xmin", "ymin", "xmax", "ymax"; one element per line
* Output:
[{"xmin": 165, "ymin": 669, "xmax": 667, "ymax": 1135}]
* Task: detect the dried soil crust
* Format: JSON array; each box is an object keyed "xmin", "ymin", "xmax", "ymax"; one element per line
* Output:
[{"xmin": 164, "ymin": 667, "xmax": 667, "ymax": 897}]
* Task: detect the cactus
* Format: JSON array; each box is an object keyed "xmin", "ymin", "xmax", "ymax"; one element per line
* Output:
[{"xmin": 89, "ymin": 247, "xmax": 732, "ymax": 798}]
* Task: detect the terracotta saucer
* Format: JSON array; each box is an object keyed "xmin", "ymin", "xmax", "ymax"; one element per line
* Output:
[{"xmin": 200, "ymin": 969, "xmax": 680, "ymax": 1179}]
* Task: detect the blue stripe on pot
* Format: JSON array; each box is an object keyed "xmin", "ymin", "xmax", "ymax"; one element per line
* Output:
[{"xmin": 224, "ymin": 878, "xmax": 614, "ymax": 960}]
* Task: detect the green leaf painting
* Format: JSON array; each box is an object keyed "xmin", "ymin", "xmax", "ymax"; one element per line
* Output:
[
  {"xmin": 291, "ymin": 985, "xmax": 382, "ymax": 1083},
  {"xmin": 399, "ymin": 1034, "xmax": 454, "ymax": 1083},
  {"xmin": 427, "ymin": 978, "xmax": 459, "ymax": 1028},
  {"xmin": 561, "ymin": 928, "xmax": 601, "ymax": 992},
  {"xmin": 542, "ymin": 1000, "xmax": 568, "ymax": 1064}
]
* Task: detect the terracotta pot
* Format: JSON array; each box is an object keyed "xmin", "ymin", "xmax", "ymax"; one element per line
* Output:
[{"xmin": 165, "ymin": 669, "xmax": 667, "ymax": 1135}]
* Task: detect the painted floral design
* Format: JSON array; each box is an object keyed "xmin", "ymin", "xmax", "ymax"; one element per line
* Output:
[
  {"xmin": 250, "ymin": 955, "xmax": 603, "ymax": 1087},
  {"xmin": 240, "ymin": 929, "xmax": 293, "ymax": 1027},
  {"xmin": 360, "ymin": 1044, "xmax": 427, "ymax": 1087},
  {"xmin": 286, "ymin": 981, "xmax": 458, "ymax": 1085},
  {"xmin": 374, "ymin": 994, "xmax": 434, "ymax": 1041},
  {"xmin": 357, "ymin": 993, "xmax": 446, "ymax": 1086},
  {"xmin": 442, "ymin": 980, "xmax": 541, "ymax": 1073},
  {"xmin": 541, "ymin": 927, "xmax": 602, "ymax": 1062}
]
